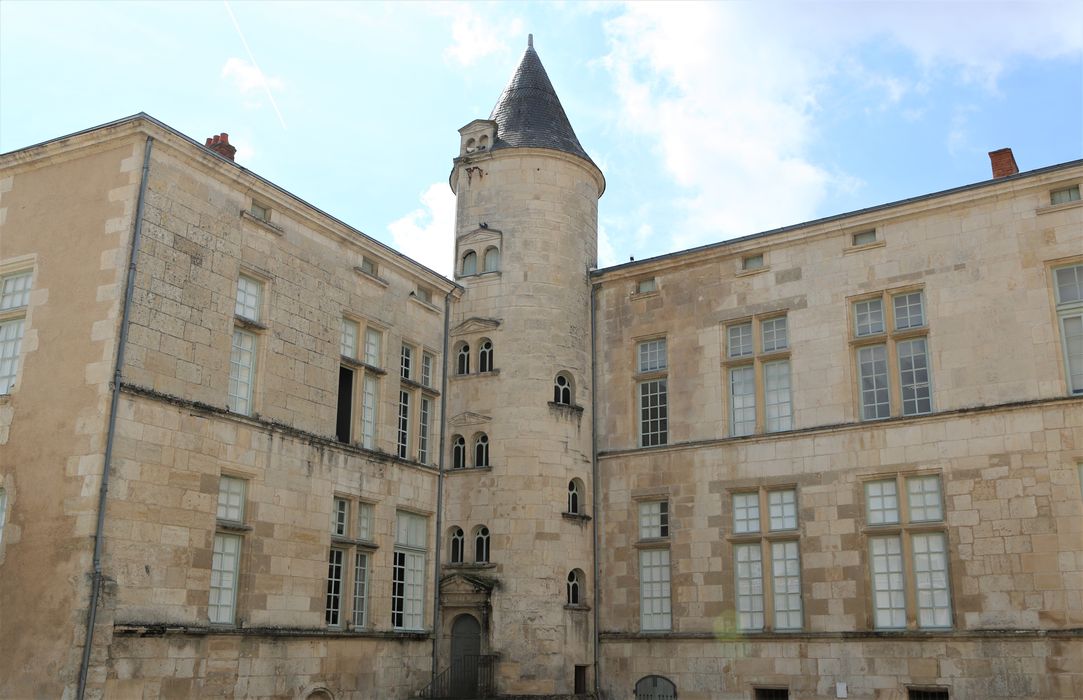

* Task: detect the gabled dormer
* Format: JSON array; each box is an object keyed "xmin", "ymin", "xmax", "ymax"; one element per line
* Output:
[{"xmin": 458, "ymin": 119, "xmax": 497, "ymax": 158}]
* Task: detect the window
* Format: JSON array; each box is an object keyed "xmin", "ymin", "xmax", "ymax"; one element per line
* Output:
[
  {"xmin": 742, "ymin": 253, "xmax": 765, "ymax": 270},
  {"xmin": 325, "ymin": 548, "xmax": 345, "ymax": 626},
  {"xmin": 357, "ymin": 502, "xmax": 374, "ymax": 541},
  {"xmin": 360, "ymin": 374, "xmax": 378, "ymax": 450},
  {"xmin": 852, "ymin": 290, "xmax": 932, "ymax": 420},
  {"xmin": 418, "ymin": 396, "xmax": 432, "ymax": 464},
  {"xmin": 360, "ymin": 256, "xmax": 378, "ymax": 277},
  {"xmin": 1053, "ymin": 263, "xmax": 1083, "ymax": 394},
  {"xmin": 421, "ymin": 352, "xmax": 434, "ymax": 387},
  {"xmin": 341, "ymin": 318, "xmax": 359, "ymax": 359},
  {"xmin": 908, "ymin": 689, "xmax": 949, "ymax": 700},
  {"xmin": 852, "ymin": 229, "xmax": 878, "ymax": 247},
  {"xmin": 729, "ymin": 488, "xmax": 802, "ymax": 632},
  {"xmin": 228, "ymin": 330, "xmax": 257, "ymax": 415},
  {"xmin": 400, "ymin": 344, "xmax": 413, "ymax": 380},
  {"xmin": 636, "ymin": 278, "xmax": 657, "ymax": 294},
  {"xmin": 327, "ymin": 495, "xmax": 376, "ymax": 628},
  {"xmin": 1051, "ymin": 184, "xmax": 1081, "ymax": 205},
  {"xmin": 456, "ymin": 343, "xmax": 470, "ymax": 375},
  {"xmin": 639, "ymin": 549, "xmax": 671, "ymax": 630},
  {"xmin": 396, "ymin": 390, "xmax": 411, "ymax": 459},
  {"xmin": 341, "ymin": 321, "xmax": 383, "ymax": 448},
  {"xmin": 353, "ymin": 551, "xmax": 370, "ymax": 627},
  {"xmin": 568, "ymin": 479, "xmax": 582, "ymax": 515},
  {"xmin": 363, "ymin": 328, "xmax": 382, "ymax": 366},
  {"xmin": 554, "ymin": 372, "xmax": 571, "ymax": 405},
  {"xmin": 336, "ymin": 366, "xmax": 355, "ymax": 443},
  {"xmin": 250, "ymin": 202, "xmax": 270, "ymax": 222},
  {"xmin": 461, "ymin": 251, "xmax": 477, "ymax": 276},
  {"xmin": 235, "ymin": 275, "xmax": 262, "ymax": 322},
  {"xmin": 210, "ymin": 475, "xmax": 247, "ymax": 625},
  {"xmin": 755, "ymin": 690, "xmax": 790, "ymax": 700},
  {"xmin": 452, "ymin": 435, "xmax": 466, "ymax": 469},
  {"xmin": 415, "ymin": 287, "xmax": 433, "ymax": 305},
  {"xmin": 392, "ymin": 511, "xmax": 428, "ymax": 630},
  {"xmin": 478, "ymin": 339, "xmax": 493, "ymax": 373},
  {"xmin": 473, "ymin": 433, "xmax": 489, "ymax": 468},
  {"xmin": 449, "ymin": 527, "xmax": 464, "ymax": 564},
  {"xmin": 725, "ymin": 315, "xmax": 792, "ymax": 436},
  {"xmin": 474, "ymin": 526, "xmax": 490, "ymax": 563},
  {"xmin": 635, "ymin": 677, "xmax": 676, "ymax": 700},
  {"xmin": 637, "ymin": 338, "xmax": 668, "ymax": 447},
  {"xmin": 0, "ymin": 488, "xmax": 6, "ymax": 547},
  {"xmin": 638, "ymin": 501, "xmax": 669, "ymax": 539},
  {"xmin": 865, "ymin": 474, "xmax": 952, "ymax": 630},
  {"xmin": 0, "ymin": 270, "xmax": 31, "ymax": 394},
  {"xmin": 332, "ymin": 497, "xmax": 349, "ymax": 537},
  {"xmin": 483, "ymin": 246, "xmax": 500, "ymax": 273},
  {"xmin": 567, "ymin": 569, "xmax": 583, "ymax": 605}
]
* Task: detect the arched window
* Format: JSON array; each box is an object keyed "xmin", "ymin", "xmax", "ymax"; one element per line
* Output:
[
  {"xmin": 478, "ymin": 339, "xmax": 493, "ymax": 373},
  {"xmin": 634, "ymin": 676, "xmax": 676, "ymax": 700},
  {"xmin": 452, "ymin": 435, "xmax": 466, "ymax": 469},
  {"xmin": 568, "ymin": 479, "xmax": 582, "ymax": 515},
  {"xmin": 554, "ymin": 373, "xmax": 573, "ymax": 405},
  {"xmin": 456, "ymin": 343, "xmax": 470, "ymax": 375},
  {"xmin": 478, "ymin": 135, "xmax": 489, "ymax": 150},
  {"xmin": 567, "ymin": 569, "xmax": 583, "ymax": 605},
  {"xmin": 449, "ymin": 527, "xmax": 464, "ymax": 564},
  {"xmin": 461, "ymin": 251, "xmax": 477, "ymax": 276},
  {"xmin": 483, "ymin": 246, "xmax": 500, "ymax": 272},
  {"xmin": 474, "ymin": 433, "xmax": 489, "ymax": 468},
  {"xmin": 474, "ymin": 526, "xmax": 490, "ymax": 563}
]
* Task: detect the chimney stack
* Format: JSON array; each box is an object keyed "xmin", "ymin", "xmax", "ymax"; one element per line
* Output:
[
  {"xmin": 988, "ymin": 148, "xmax": 1018, "ymax": 179},
  {"xmin": 205, "ymin": 133, "xmax": 237, "ymax": 161}
]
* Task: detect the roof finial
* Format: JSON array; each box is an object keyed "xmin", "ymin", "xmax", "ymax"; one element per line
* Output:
[{"xmin": 528, "ymin": 34, "xmax": 533, "ymax": 49}]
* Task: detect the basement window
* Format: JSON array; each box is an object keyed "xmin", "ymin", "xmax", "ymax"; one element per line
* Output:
[
  {"xmin": 852, "ymin": 229, "xmax": 878, "ymax": 247},
  {"xmin": 1051, "ymin": 185, "xmax": 1081, "ymax": 206}
]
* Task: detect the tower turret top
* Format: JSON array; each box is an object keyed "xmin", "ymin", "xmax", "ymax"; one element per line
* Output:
[{"xmin": 487, "ymin": 35, "xmax": 593, "ymax": 164}]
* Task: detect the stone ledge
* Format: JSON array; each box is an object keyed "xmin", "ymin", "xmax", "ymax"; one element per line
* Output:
[
  {"xmin": 600, "ymin": 627, "xmax": 1083, "ymax": 642},
  {"xmin": 113, "ymin": 622, "xmax": 430, "ymax": 640}
]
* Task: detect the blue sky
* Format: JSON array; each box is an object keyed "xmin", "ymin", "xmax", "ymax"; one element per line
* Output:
[{"xmin": 2, "ymin": 1, "xmax": 1081, "ymax": 275}]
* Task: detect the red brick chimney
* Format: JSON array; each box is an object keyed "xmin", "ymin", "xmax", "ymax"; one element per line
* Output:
[
  {"xmin": 988, "ymin": 148, "xmax": 1018, "ymax": 179},
  {"xmin": 205, "ymin": 133, "xmax": 237, "ymax": 161}
]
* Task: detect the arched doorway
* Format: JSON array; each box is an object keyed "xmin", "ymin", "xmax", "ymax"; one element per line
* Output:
[
  {"xmin": 635, "ymin": 675, "xmax": 677, "ymax": 700},
  {"xmin": 450, "ymin": 614, "xmax": 481, "ymax": 698}
]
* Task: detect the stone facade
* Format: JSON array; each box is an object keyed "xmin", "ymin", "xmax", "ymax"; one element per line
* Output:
[{"xmin": 1, "ymin": 42, "xmax": 1081, "ymax": 700}]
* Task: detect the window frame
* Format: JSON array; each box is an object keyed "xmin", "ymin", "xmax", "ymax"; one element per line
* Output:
[
  {"xmin": 326, "ymin": 494, "xmax": 379, "ymax": 629},
  {"xmin": 210, "ymin": 474, "xmax": 249, "ymax": 626},
  {"xmin": 636, "ymin": 337, "xmax": 669, "ymax": 448},
  {"xmin": 723, "ymin": 313, "xmax": 793, "ymax": 436},
  {"xmin": 1052, "ymin": 262, "xmax": 1083, "ymax": 395},
  {"xmin": 0, "ymin": 269, "xmax": 33, "ymax": 395},
  {"xmin": 392, "ymin": 511, "xmax": 429, "ymax": 631}
]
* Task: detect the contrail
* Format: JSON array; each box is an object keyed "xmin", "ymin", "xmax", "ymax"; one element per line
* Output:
[{"xmin": 223, "ymin": 0, "xmax": 287, "ymax": 129}]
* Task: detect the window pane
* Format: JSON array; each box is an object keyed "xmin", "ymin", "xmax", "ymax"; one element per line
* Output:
[
  {"xmin": 639, "ymin": 549, "xmax": 672, "ymax": 631},
  {"xmin": 912, "ymin": 533, "xmax": 952, "ymax": 628},
  {"xmin": 363, "ymin": 328, "xmax": 381, "ymax": 366},
  {"xmin": 228, "ymin": 329, "xmax": 256, "ymax": 415},
  {"xmin": 419, "ymin": 397, "xmax": 432, "ymax": 464},
  {"xmin": 0, "ymin": 319, "xmax": 26, "ymax": 394},
  {"xmin": 353, "ymin": 552, "xmax": 369, "ymax": 627},
  {"xmin": 729, "ymin": 366, "xmax": 756, "ymax": 437},
  {"xmin": 235, "ymin": 275, "xmax": 262, "ymax": 321},
  {"xmin": 858, "ymin": 344, "xmax": 890, "ymax": 420},
  {"xmin": 397, "ymin": 390, "xmax": 411, "ymax": 459},
  {"xmin": 771, "ymin": 541, "xmax": 802, "ymax": 630},
  {"xmin": 733, "ymin": 493, "xmax": 760, "ymax": 534},
  {"xmin": 209, "ymin": 533, "xmax": 241, "ymax": 624},
  {"xmin": 870, "ymin": 536, "xmax": 906, "ymax": 629},
  {"xmin": 422, "ymin": 352, "xmax": 434, "ymax": 387},
  {"xmin": 0, "ymin": 271, "xmax": 32, "ymax": 310},
  {"xmin": 396, "ymin": 511, "xmax": 427, "ymax": 548},
  {"xmin": 341, "ymin": 318, "xmax": 358, "ymax": 358},
  {"xmin": 360, "ymin": 375, "xmax": 377, "ymax": 449},
  {"xmin": 1055, "ymin": 265, "xmax": 1083, "ymax": 305},
  {"xmin": 1062, "ymin": 314, "xmax": 1083, "ymax": 393},
  {"xmin": 1051, "ymin": 185, "xmax": 1081, "ymax": 205},
  {"xmin": 865, "ymin": 480, "xmax": 899, "ymax": 525},
  {"xmin": 400, "ymin": 345, "xmax": 412, "ymax": 380},
  {"xmin": 761, "ymin": 317, "xmax": 788, "ymax": 352},
  {"xmin": 638, "ymin": 339, "xmax": 667, "ymax": 373},
  {"xmin": 768, "ymin": 489, "xmax": 797, "ymax": 531},
  {"xmin": 332, "ymin": 497, "xmax": 349, "ymax": 536},
  {"xmin": 893, "ymin": 292, "xmax": 925, "ymax": 330},
  {"xmin": 357, "ymin": 502, "xmax": 374, "ymax": 541},
  {"xmin": 639, "ymin": 501, "xmax": 669, "ymax": 539},
  {"xmin": 639, "ymin": 379, "xmax": 668, "ymax": 447},
  {"xmin": 854, "ymin": 299, "xmax": 884, "ymax": 336},
  {"xmin": 734, "ymin": 543, "xmax": 764, "ymax": 631},
  {"xmin": 483, "ymin": 247, "xmax": 500, "ymax": 272},
  {"xmin": 462, "ymin": 251, "xmax": 477, "ymax": 276},
  {"xmin": 907, "ymin": 476, "xmax": 943, "ymax": 522},
  {"xmin": 898, "ymin": 338, "xmax": 932, "ymax": 415},
  {"xmin": 325, "ymin": 548, "xmax": 344, "ymax": 626},
  {"xmin": 728, "ymin": 323, "xmax": 753, "ymax": 358},
  {"xmin": 764, "ymin": 360, "xmax": 792, "ymax": 432},
  {"xmin": 216, "ymin": 476, "xmax": 246, "ymax": 522}
]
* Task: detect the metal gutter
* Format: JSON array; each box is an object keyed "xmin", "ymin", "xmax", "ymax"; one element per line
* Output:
[
  {"xmin": 76, "ymin": 135, "xmax": 154, "ymax": 699},
  {"xmin": 430, "ymin": 289, "xmax": 453, "ymax": 681},
  {"xmin": 590, "ymin": 281, "xmax": 601, "ymax": 695}
]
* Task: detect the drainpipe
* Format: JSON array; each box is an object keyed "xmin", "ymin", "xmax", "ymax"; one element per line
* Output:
[
  {"xmin": 431, "ymin": 289, "xmax": 453, "ymax": 682},
  {"xmin": 590, "ymin": 280, "xmax": 601, "ymax": 696},
  {"xmin": 77, "ymin": 135, "xmax": 154, "ymax": 699}
]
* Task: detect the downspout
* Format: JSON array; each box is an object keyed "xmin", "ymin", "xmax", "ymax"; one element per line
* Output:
[
  {"xmin": 431, "ymin": 289, "xmax": 453, "ymax": 682},
  {"xmin": 590, "ymin": 280, "xmax": 601, "ymax": 696},
  {"xmin": 77, "ymin": 135, "xmax": 154, "ymax": 699}
]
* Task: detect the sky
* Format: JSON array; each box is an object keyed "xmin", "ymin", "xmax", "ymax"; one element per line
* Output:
[{"xmin": 2, "ymin": 1, "xmax": 1081, "ymax": 277}]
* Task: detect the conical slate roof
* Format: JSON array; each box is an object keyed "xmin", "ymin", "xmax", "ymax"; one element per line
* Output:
[{"xmin": 489, "ymin": 36, "xmax": 592, "ymax": 163}]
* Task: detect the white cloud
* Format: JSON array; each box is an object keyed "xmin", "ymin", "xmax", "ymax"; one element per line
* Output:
[
  {"xmin": 602, "ymin": 1, "xmax": 1083, "ymax": 250},
  {"xmin": 221, "ymin": 57, "xmax": 284, "ymax": 102},
  {"xmin": 443, "ymin": 6, "xmax": 524, "ymax": 67},
  {"xmin": 388, "ymin": 183, "xmax": 457, "ymax": 277}
]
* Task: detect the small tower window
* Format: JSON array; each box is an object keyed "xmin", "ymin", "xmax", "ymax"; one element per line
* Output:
[
  {"xmin": 452, "ymin": 435, "xmax": 466, "ymax": 469},
  {"xmin": 456, "ymin": 343, "xmax": 471, "ymax": 375},
  {"xmin": 474, "ymin": 433, "xmax": 489, "ymax": 468},
  {"xmin": 483, "ymin": 246, "xmax": 500, "ymax": 272},
  {"xmin": 479, "ymin": 339, "xmax": 494, "ymax": 373},
  {"xmin": 474, "ymin": 526, "xmax": 490, "ymax": 563},
  {"xmin": 450, "ymin": 527, "xmax": 464, "ymax": 564},
  {"xmin": 567, "ymin": 569, "xmax": 583, "ymax": 605},
  {"xmin": 462, "ymin": 251, "xmax": 478, "ymax": 276},
  {"xmin": 465, "ymin": 137, "xmax": 476, "ymax": 154},
  {"xmin": 568, "ymin": 479, "xmax": 583, "ymax": 515},
  {"xmin": 554, "ymin": 373, "xmax": 573, "ymax": 405},
  {"xmin": 478, "ymin": 135, "xmax": 489, "ymax": 150}
]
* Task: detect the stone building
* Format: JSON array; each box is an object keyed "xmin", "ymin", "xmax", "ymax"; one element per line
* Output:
[{"xmin": 1, "ymin": 38, "xmax": 1081, "ymax": 700}]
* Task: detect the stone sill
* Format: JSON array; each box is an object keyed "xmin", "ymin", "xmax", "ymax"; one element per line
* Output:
[
  {"xmin": 216, "ymin": 520, "xmax": 252, "ymax": 533},
  {"xmin": 340, "ymin": 355, "xmax": 387, "ymax": 376},
  {"xmin": 234, "ymin": 315, "xmax": 267, "ymax": 331},
  {"xmin": 561, "ymin": 512, "xmax": 592, "ymax": 523},
  {"xmin": 446, "ymin": 466, "xmax": 493, "ymax": 475},
  {"xmin": 735, "ymin": 265, "xmax": 769, "ymax": 278},
  {"xmin": 331, "ymin": 534, "xmax": 378, "ymax": 549},
  {"xmin": 600, "ymin": 628, "xmax": 1083, "ymax": 641},
  {"xmin": 844, "ymin": 239, "xmax": 886, "ymax": 254},
  {"xmin": 353, "ymin": 267, "xmax": 389, "ymax": 288},
  {"xmin": 564, "ymin": 604, "xmax": 591, "ymax": 612},
  {"xmin": 450, "ymin": 369, "xmax": 501, "ymax": 381},
  {"xmin": 114, "ymin": 622, "xmax": 430, "ymax": 640},
  {"xmin": 444, "ymin": 562, "xmax": 497, "ymax": 571},
  {"xmin": 1036, "ymin": 198, "xmax": 1083, "ymax": 216},
  {"xmin": 548, "ymin": 401, "xmax": 585, "ymax": 415},
  {"xmin": 409, "ymin": 295, "xmax": 441, "ymax": 314},
  {"xmin": 240, "ymin": 209, "xmax": 284, "ymax": 235},
  {"xmin": 400, "ymin": 376, "xmax": 439, "ymax": 395}
]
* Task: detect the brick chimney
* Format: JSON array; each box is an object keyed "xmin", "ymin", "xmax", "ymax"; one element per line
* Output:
[
  {"xmin": 205, "ymin": 133, "xmax": 237, "ymax": 161},
  {"xmin": 988, "ymin": 148, "xmax": 1018, "ymax": 179}
]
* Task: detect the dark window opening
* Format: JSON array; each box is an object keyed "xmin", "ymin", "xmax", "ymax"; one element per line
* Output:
[
  {"xmin": 336, "ymin": 366, "xmax": 354, "ymax": 443},
  {"xmin": 574, "ymin": 665, "xmax": 588, "ymax": 694},
  {"xmin": 909, "ymin": 690, "xmax": 949, "ymax": 700},
  {"xmin": 755, "ymin": 689, "xmax": 789, "ymax": 700}
]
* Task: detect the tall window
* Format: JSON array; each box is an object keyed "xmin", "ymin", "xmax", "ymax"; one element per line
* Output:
[
  {"xmin": 729, "ymin": 487, "xmax": 802, "ymax": 632},
  {"xmin": 474, "ymin": 526, "xmax": 490, "ymax": 563},
  {"xmin": 421, "ymin": 351, "xmax": 434, "ymax": 387},
  {"xmin": 865, "ymin": 474, "xmax": 951, "ymax": 630},
  {"xmin": 397, "ymin": 390, "xmax": 411, "ymax": 459},
  {"xmin": 340, "ymin": 317, "xmax": 359, "ymax": 359},
  {"xmin": 363, "ymin": 328, "xmax": 382, "ymax": 366},
  {"xmin": 567, "ymin": 569, "xmax": 584, "ymax": 605},
  {"xmin": 0, "ymin": 488, "xmax": 7, "ymax": 547},
  {"xmin": 461, "ymin": 251, "xmax": 478, "ymax": 276},
  {"xmin": 0, "ymin": 270, "xmax": 32, "ymax": 394},
  {"xmin": 724, "ymin": 314, "xmax": 792, "ymax": 436},
  {"xmin": 210, "ymin": 476, "xmax": 247, "ymax": 624},
  {"xmin": 339, "ymin": 321, "xmax": 383, "ymax": 449},
  {"xmin": 392, "ymin": 511, "xmax": 428, "ymax": 630},
  {"xmin": 449, "ymin": 527, "xmax": 464, "ymax": 564},
  {"xmin": 637, "ymin": 338, "xmax": 668, "ymax": 447},
  {"xmin": 567, "ymin": 479, "xmax": 583, "ymax": 515},
  {"xmin": 637, "ymin": 500, "xmax": 671, "ymax": 630},
  {"xmin": 228, "ymin": 275, "xmax": 264, "ymax": 415},
  {"xmin": 452, "ymin": 435, "xmax": 466, "ymax": 469},
  {"xmin": 400, "ymin": 344, "xmax": 413, "ymax": 380},
  {"xmin": 360, "ymin": 374, "xmax": 378, "ymax": 450},
  {"xmin": 456, "ymin": 343, "xmax": 470, "ymax": 375},
  {"xmin": 327, "ymin": 495, "xmax": 376, "ymax": 628},
  {"xmin": 418, "ymin": 396, "xmax": 433, "ymax": 464},
  {"xmin": 554, "ymin": 373, "xmax": 573, "ymax": 405},
  {"xmin": 478, "ymin": 339, "xmax": 493, "ymax": 373},
  {"xmin": 852, "ymin": 290, "xmax": 932, "ymax": 420},
  {"xmin": 1053, "ymin": 263, "xmax": 1083, "ymax": 394},
  {"xmin": 483, "ymin": 246, "xmax": 500, "ymax": 273},
  {"xmin": 474, "ymin": 433, "xmax": 489, "ymax": 467}
]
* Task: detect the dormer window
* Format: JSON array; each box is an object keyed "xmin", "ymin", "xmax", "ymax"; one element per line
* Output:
[
  {"xmin": 462, "ymin": 251, "xmax": 478, "ymax": 276},
  {"xmin": 465, "ymin": 138, "xmax": 477, "ymax": 154}
]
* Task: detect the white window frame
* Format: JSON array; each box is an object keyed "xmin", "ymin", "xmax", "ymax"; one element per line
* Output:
[
  {"xmin": 352, "ymin": 550, "xmax": 370, "ymax": 628},
  {"xmin": 869, "ymin": 535, "xmax": 906, "ymax": 629},
  {"xmin": 724, "ymin": 314, "xmax": 792, "ymax": 436},
  {"xmin": 360, "ymin": 374, "xmax": 378, "ymax": 450},
  {"xmin": 768, "ymin": 489, "xmax": 797, "ymax": 531},
  {"xmin": 1053, "ymin": 263, "xmax": 1083, "ymax": 395},
  {"xmin": 852, "ymin": 289, "xmax": 933, "ymax": 420},
  {"xmin": 733, "ymin": 492, "xmax": 760, "ymax": 534},
  {"xmin": 397, "ymin": 389, "xmax": 411, "ymax": 459},
  {"xmin": 734, "ymin": 543, "xmax": 764, "ymax": 631},
  {"xmin": 234, "ymin": 274, "xmax": 263, "ymax": 322},
  {"xmin": 0, "ymin": 270, "xmax": 33, "ymax": 394},
  {"xmin": 325, "ymin": 547, "xmax": 346, "ymax": 627},
  {"xmin": 638, "ymin": 378, "xmax": 668, "ymax": 447},
  {"xmin": 392, "ymin": 511, "xmax": 428, "ymax": 630},
  {"xmin": 639, "ymin": 548, "xmax": 672, "ymax": 631},
  {"xmin": 210, "ymin": 533, "xmax": 242, "ymax": 624},
  {"xmin": 228, "ymin": 328, "xmax": 257, "ymax": 415},
  {"xmin": 638, "ymin": 500, "xmax": 669, "ymax": 539},
  {"xmin": 341, "ymin": 317, "xmax": 359, "ymax": 359},
  {"xmin": 216, "ymin": 476, "xmax": 246, "ymax": 523},
  {"xmin": 771, "ymin": 540, "xmax": 803, "ymax": 631},
  {"xmin": 418, "ymin": 395, "xmax": 433, "ymax": 464}
]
